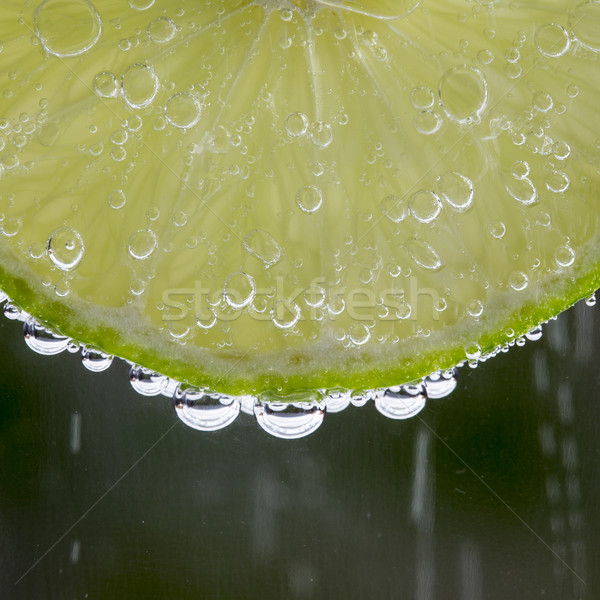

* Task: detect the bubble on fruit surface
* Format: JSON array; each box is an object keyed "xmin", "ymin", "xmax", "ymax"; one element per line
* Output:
[
  {"xmin": 535, "ymin": 23, "xmax": 570, "ymax": 57},
  {"xmin": 0, "ymin": 218, "xmax": 22, "ymax": 238},
  {"xmin": 504, "ymin": 174, "xmax": 537, "ymax": 205},
  {"xmin": 533, "ymin": 91, "xmax": 553, "ymax": 113},
  {"xmin": 243, "ymin": 229, "xmax": 281, "ymax": 267},
  {"xmin": 129, "ymin": 365, "xmax": 168, "ymax": 396},
  {"xmin": 570, "ymin": 1, "xmax": 600, "ymax": 52},
  {"xmin": 94, "ymin": 72, "xmax": 119, "ymax": 98},
  {"xmin": 406, "ymin": 238, "xmax": 443, "ymax": 271},
  {"xmin": 525, "ymin": 325, "xmax": 543, "ymax": 342},
  {"xmin": 34, "ymin": 0, "xmax": 102, "ymax": 58},
  {"xmin": 411, "ymin": 86, "xmax": 434, "ymax": 109},
  {"xmin": 509, "ymin": 271, "xmax": 529, "ymax": 291},
  {"xmin": 374, "ymin": 384, "xmax": 426, "ymax": 420},
  {"xmin": 121, "ymin": 64, "xmax": 159, "ymax": 109},
  {"xmin": 325, "ymin": 390, "xmax": 351, "ymax": 413},
  {"xmin": 381, "ymin": 195, "xmax": 406, "ymax": 223},
  {"xmin": 272, "ymin": 299, "xmax": 300, "ymax": 330},
  {"xmin": 165, "ymin": 93, "xmax": 201, "ymax": 129},
  {"xmin": 4, "ymin": 302, "xmax": 24, "ymax": 321},
  {"xmin": 310, "ymin": 122, "xmax": 334, "ymax": 148},
  {"xmin": 174, "ymin": 388, "xmax": 240, "ymax": 432},
  {"xmin": 555, "ymin": 245, "xmax": 575, "ymax": 267},
  {"xmin": 81, "ymin": 346, "xmax": 113, "ymax": 372},
  {"xmin": 285, "ymin": 112, "xmax": 309, "ymax": 137},
  {"xmin": 223, "ymin": 272, "xmax": 255, "ymax": 309},
  {"xmin": 23, "ymin": 316, "xmax": 70, "ymax": 355},
  {"xmin": 585, "ymin": 293, "xmax": 597, "ymax": 307},
  {"xmin": 108, "ymin": 189, "xmax": 126, "ymax": 209},
  {"xmin": 439, "ymin": 66, "xmax": 488, "ymax": 124},
  {"xmin": 128, "ymin": 229, "xmax": 157, "ymax": 260},
  {"xmin": 254, "ymin": 392, "xmax": 325, "ymax": 439},
  {"xmin": 296, "ymin": 185, "xmax": 322, "ymax": 213},
  {"xmin": 129, "ymin": 0, "xmax": 154, "ymax": 8},
  {"xmin": 546, "ymin": 171, "xmax": 570, "ymax": 193},
  {"xmin": 424, "ymin": 369, "xmax": 458, "ymax": 399},
  {"xmin": 438, "ymin": 171, "xmax": 474, "ymax": 211},
  {"xmin": 47, "ymin": 227, "xmax": 84, "ymax": 271},
  {"xmin": 147, "ymin": 17, "xmax": 176, "ymax": 44},
  {"xmin": 466, "ymin": 299, "xmax": 484, "ymax": 318},
  {"xmin": 409, "ymin": 190, "xmax": 441, "ymax": 223},
  {"xmin": 415, "ymin": 110, "xmax": 442, "ymax": 135},
  {"xmin": 348, "ymin": 322, "xmax": 370, "ymax": 346},
  {"xmin": 464, "ymin": 342, "xmax": 481, "ymax": 360}
]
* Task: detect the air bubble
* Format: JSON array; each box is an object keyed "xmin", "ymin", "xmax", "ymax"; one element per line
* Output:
[
  {"xmin": 296, "ymin": 185, "xmax": 322, "ymax": 213},
  {"xmin": 129, "ymin": 365, "xmax": 168, "ymax": 396},
  {"xmin": 415, "ymin": 110, "xmax": 442, "ymax": 135},
  {"xmin": 108, "ymin": 189, "xmax": 126, "ymax": 209},
  {"xmin": 272, "ymin": 299, "xmax": 300, "ymax": 330},
  {"xmin": 147, "ymin": 17, "xmax": 176, "ymax": 44},
  {"xmin": 81, "ymin": 346, "xmax": 113, "ymax": 372},
  {"xmin": 285, "ymin": 112, "xmax": 309, "ymax": 137},
  {"xmin": 348, "ymin": 323, "xmax": 370, "ymax": 346},
  {"xmin": 47, "ymin": 227, "xmax": 84, "ymax": 271},
  {"xmin": 546, "ymin": 171, "xmax": 570, "ymax": 193},
  {"xmin": 35, "ymin": 0, "xmax": 102, "ymax": 57},
  {"xmin": 571, "ymin": 2, "xmax": 600, "ymax": 52},
  {"xmin": 409, "ymin": 190, "xmax": 441, "ymax": 223},
  {"xmin": 311, "ymin": 122, "xmax": 334, "ymax": 148},
  {"xmin": 254, "ymin": 391, "xmax": 325, "ymax": 439},
  {"xmin": 504, "ymin": 175, "xmax": 537, "ymax": 206},
  {"xmin": 488, "ymin": 221, "xmax": 506, "ymax": 239},
  {"xmin": 223, "ymin": 272, "xmax": 255, "ymax": 309},
  {"xmin": 439, "ymin": 66, "xmax": 488, "ymax": 124},
  {"xmin": 94, "ymin": 72, "xmax": 119, "ymax": 98},
  {"xmin": 406, "ymin": 238, "xmax": 443, "ymax": 271},
  {"xmin": 174, "ymin": 388, "xmax": 240, "ymax": 431},
  {"xmin": 438, "ymin": 171, "xmax": 474, "ymax": 211},
  {"xmin": 466, "ymin": 299, "xmax": 484, "ymax": 318},
  {"xmin": 464, "ymin": 342, "xmax": 481, "ymax": 360},
  {"xmin": 535, "ymin": 23, "xmax": 570, "ymax": 57},
  {"xmin": 165, "ymin": 93, "xmax": 201, "ymax": 129},
  {"xmin": 509, "ymin": 271, "xmax": 529, "ymax": 291},
  {"xmin": 381, "ymin": 195, "xmax": 406, "ymax": 223},
  {"xmin": 555, "ymin": 245, "xmax": 575, "ymax": 267},
  {"xmin": 374, "ymin": 384, "xmax": 427, "ymax": 420},
  {"xmin": 525, "ymin": 326, "xmax": 543, "ymax": 342},
  {"xmin": 121, "ymin": 63, "xmax": 159, "ymax": 109},
  {"xmin": 243, "ymin": 229, "xmax": 281, "ymax": 267},
  {"xmin": 424, "ymin": 369, "xmax": 458, "ymax": 399},
  {"xmin": 23, "ymin": 316, "xmax": 70, "ymax": 355},
  {"xmin": 128, "ymin": 229, "xmax": 157, "ymax": 259},
  {"xmin": 410, "ymin": 86, "xmax": 434, "ymax": 109}
]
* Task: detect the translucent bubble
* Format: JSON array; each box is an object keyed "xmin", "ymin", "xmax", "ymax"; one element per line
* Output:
[
  {"xmin": 571, "ymin": 2, "xmax": 600, "ymax": 52},
  {"xmin": 406, "ymin": 238, "xmax": 443, "ymax": 271},
  {"xmin": 304, "ymin": 284, "xmax": 325, "ymax": 308},
  {"xmin": 23, "ymin": 316, "xmax": 70, "ymax": 355},
  {"xmin": 81, "ymin": 346, "xmax": 113, "ymax": 372},
  {"xmin": 464, "ymin": 342, "xmax": 481, "ymax": 360},
  {"xmin": 546, "ymin": 171, "xmax": 570, "ymax": 193},
  {"xmin": 410, "ymin": 86, "xmax": 434, "ymax": 109},
  {"xmin": 94, "ymin": 72, "xmax": 119, "ymax": 98},
  {"xmin": 488, "ymin": 221, "xmax": 506, "ymax": 239},
  {"xmin": 511, "ymin": 160, "xmax": 530, "ymax": 180},
  {"xmin": 272, "ymin": 299, "xmax": 300, "ymax": 330},
  {"xmin": 174, "ymin": 388, "xmax": 240, "ymax": 432},
  {"xmin": 381, "ymin": 195, "xmax": 406, "ymax": 223},
  {"xmin": 535, "ymin": 23, "xmax": 570, "ymax": 57},
  {"xmin": 129, "ymin": 0, "xmax": 155, "ymax": 8},
  {"xmin": 466, "ymin": 299, "xmax": 484, "ymax": 317},
  {"xmin": 108, "ymin": 189, "xmax": 127, "ymax": 209},
  {"xmin": 438, "ymin": 171, "xmax": 474, "ymax": 211},
  {"xmin": 121, "ymin": 63, "xmax": 159, "ymax": 109},
  {"xmin": 147, "ymin": 17, "xmax": 176, "ymax": 44},
  {"xmin": 196, "ymin": 307, "xmax": 217, "ymax": 330},
  {"xmin": 439, "ymin": 66, "xmax": 488, "ymax": 124},
  {"xmin": 0, "ymin": 217, "xmax": 22, "ymax": 237},
  {"xmin": 348, "ymin": 322, "xmax": 370, "ymax": 346},
  {"xmin": 555, "ymin": 245, "xmax": 575, "ymax": 267},
  {"xmin": 223, "ymin": 272, "xmax": 255, "ymax": 309},
  {"xmin": 165, "ymin": 93, "xmax": 201, "ymax": 129},
  {"xmin": 34, "ymin": 0, "xmax": 102, "ymax": 57},
  {"xmin": 285, "ymin": 112, "xmax": 309, "ymax": 137},
  {"xmin": 533, "ymin": 91, "xmax": 553, "ymax": 112},
  {"xmin": 504, "ymin": 175, "xmax": 537, "ymax": 205},
  {"xmin": 129, "ymin": 365, "xmax": 168, "ymax": 396},
  {"xmin": 409, "ymin": 190, "xmax": 441, "ymax": 223},
  {"xmin": 374, "ymin": 384, "xmax": 427, "ymax": 420},
  {"xmin": 525, "ymin": 325, "xmax": 543, "ymax": 342},
  {"xmin": 296, "ymin": 185, "xmax": 323, "ymax": 213},
  {"xmin": 243, "ymin": 229, "xmax": 281, "ymax": 267},
  {"xmin": 508, "ymin": 271, "xmax": 529, "ymax": 291},
  {"xmin": 254, "ymin": 391, "xmax": 325, "ymax": 439},
  {"xmin": 415, "ymin": 110, "xmax": 442, "ymax": 135},
  {"xmin": 47, "ymin": 227, "xmax": 84, "ymax": 271},
  {"xmin": 325, "ymin": 389, "xmax": 351, "ymax": 413},
  {"xmin": 128, "ymin": 229, "xmax": 157, "ymax": 259},
  {"xmin": 310, "ymin": 122, "xmax": 334, "ymax": 148},
  {"xmin": 585, "ymin": 293, "xmax": 596, "ymax": 307},
  {"xmin": 424, "ymin": 369, "xmax": 458, "ymax": 399}
]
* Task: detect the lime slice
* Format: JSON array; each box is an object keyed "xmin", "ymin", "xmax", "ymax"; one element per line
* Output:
[{"xmin": 0, "ymin": 0, "xmax": 599, "ymax": 399}]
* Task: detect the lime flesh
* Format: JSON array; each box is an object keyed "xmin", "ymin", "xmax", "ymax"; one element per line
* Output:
[{"xmin": 0, "ymin": 0, "xmax": 599, "ymax": 396}]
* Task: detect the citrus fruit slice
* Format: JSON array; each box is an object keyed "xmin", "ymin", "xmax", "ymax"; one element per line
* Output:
[{"xmin": 0, "ymin": 0, "xmax": 599, "ymax": 400}]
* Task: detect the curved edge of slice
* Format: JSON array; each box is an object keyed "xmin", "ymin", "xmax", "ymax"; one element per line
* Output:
[{"xmin": 1, "ymin": 239, "xmax": 598, "ymax": 397}]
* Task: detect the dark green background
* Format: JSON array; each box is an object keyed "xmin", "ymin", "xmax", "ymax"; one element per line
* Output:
[{"xmin": 0, "ymin": 299, "xmax": 598, "ymax": 599}]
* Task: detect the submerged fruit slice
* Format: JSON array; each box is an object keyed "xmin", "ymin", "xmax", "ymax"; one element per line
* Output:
[{"xmin": 0, "ymin": 1, "xmax": 599, "ymax": 396}]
